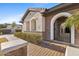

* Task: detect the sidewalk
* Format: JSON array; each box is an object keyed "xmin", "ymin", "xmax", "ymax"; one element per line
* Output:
[{"xmin": 0, "ymin": 35, "xmax": 27, "ymax": 55}]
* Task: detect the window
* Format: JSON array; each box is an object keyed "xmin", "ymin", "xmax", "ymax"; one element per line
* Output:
[
  {"xmin": 31, "ymin": 19, "xmax": 36, "ymax": 31},
  {"xmin": 65, "ymin": 27, "xmax": 70, "ymax": 33}
]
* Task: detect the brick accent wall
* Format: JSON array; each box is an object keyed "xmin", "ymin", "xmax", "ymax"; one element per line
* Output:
[{"xmin": 5, "ymin": 46, "xmax": 27, "ymax": 56}]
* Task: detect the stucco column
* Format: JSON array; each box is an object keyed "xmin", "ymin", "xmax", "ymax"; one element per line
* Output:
[
  {"xmin": 42, "ymin": 16, "xmax": 45, "ymax": 32},
  {"xmin": 22, "ymin": 22, "xmax": 26, "ymax": 32},
  {"xmin": 71, "ymin": 25, "xmax": 75, "ymax": 44}
]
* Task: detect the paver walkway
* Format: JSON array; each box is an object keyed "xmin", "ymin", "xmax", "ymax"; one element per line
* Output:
[{"xmin": 27, "ymin": 43, "xmax": 66, "ymax": 56}]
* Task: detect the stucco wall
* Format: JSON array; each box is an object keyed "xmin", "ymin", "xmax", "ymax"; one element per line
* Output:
[
  {"xmin": 22, "ymin": 4, "xmax": 79, "ymax": 45},
  {"xmin": 44, "ymin": 5, "xmax": 79, "ymax": 45},
  {"xmin": 22, "ymin": 12, "xmax": 45, "ymax": 32},
  {"xmin": 43, "ymin": 15, "xmax": 53, "ymax": 40},
  {"xmin": 22, "ymin": 22, "xmax": 26, "ymax": 32},
  {"xmin": 65, "ymin": 46, "xmax": 79, "ymax": 56}
]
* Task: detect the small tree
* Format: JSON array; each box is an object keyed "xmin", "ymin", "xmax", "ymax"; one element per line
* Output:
[
  {"xmin": 65, "ymin": 11, "xmax": 79, "ymax": 31},
  {"xmin": 11, "ymin": 22, "xmax": 16, "ymax": 29},
  {"xmin": 11, "ymin": 22, "xmax": 16, "ymax": 33}
]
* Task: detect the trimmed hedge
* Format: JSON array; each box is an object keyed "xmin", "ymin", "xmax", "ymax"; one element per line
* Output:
[
  {"xmin": 14, "ymin": 32, "xmax": 42, "ymax": 44},
  {"xmin": 0, "ymin": 29, "xmax": 12, "ymax": 35},
  {"xmin": 16, "ymin": 29, "xmax": 22, "ymax": 32}
]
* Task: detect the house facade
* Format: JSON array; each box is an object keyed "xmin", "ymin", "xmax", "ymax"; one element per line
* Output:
[
  {"xmin": 21, "ymin": 3, "xmax": 79, "ymax": 45},
  {"xmin": 21, "ymin": 8, "xmax": 46, "ymax": 35}
]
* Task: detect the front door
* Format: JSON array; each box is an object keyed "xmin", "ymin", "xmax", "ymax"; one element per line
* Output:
[{"xmin": 54, "ymin": 16, "xmax": 71, "ymax": 43}]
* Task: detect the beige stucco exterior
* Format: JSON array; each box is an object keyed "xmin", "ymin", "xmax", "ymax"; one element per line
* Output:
[
  {"xmin": 22, "ymin": 4, "xmax": 79, "ymax": 46},
  {"xmin": 22, "ymin": 10, "xmax": 45, "ymax": 32}
]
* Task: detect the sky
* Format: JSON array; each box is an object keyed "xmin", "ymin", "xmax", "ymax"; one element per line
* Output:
[{"xmin": 0, "ymin": 3, "xmax": 59, "ymax": 24}]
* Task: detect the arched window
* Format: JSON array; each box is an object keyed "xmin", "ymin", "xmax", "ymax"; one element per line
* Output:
[
  {"xmin": 60, "ymin": 23, "xmax": 70, "ymax": 34},
  {"xmin": 26, "ymin": 21, "xmax": 30, "ymax": 31},
  {"xmin": 31, "ymin": 19, "xmax": 36, "ymax": 31}
]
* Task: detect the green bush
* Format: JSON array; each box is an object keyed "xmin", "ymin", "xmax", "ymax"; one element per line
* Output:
[
  {"xmin": 14, "ymin": 32, "xmax": 42, "ymax": 44},
  {"xmin": 15, "ymin": 29, "xmax": 22, "ymax": 32}
]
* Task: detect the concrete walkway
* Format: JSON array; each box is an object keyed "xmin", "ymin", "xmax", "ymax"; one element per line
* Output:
[{"xmin": 0, "ymin": 35, "xmax": 27, "ymax": 55}]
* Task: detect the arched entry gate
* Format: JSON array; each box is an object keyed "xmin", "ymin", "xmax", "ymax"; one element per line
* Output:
[{"xmin": 50, "ymin": 12, "xmax": 75, "ymax": 44}]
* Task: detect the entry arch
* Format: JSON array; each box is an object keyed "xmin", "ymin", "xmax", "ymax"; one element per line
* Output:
[{"xmin": 50, "ymin": 12, "xmax": 75, "ymax": 44}]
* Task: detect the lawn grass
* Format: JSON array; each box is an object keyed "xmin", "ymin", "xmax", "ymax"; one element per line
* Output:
[{"xmin": 0, "ymin": 38, "xmax": 8, "ymax": 43}]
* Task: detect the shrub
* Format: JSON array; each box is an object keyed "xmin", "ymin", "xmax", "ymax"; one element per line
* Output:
[
  {"xmin": 0, "ymin": 29, "xmax": 12, "ymax": 35},
  {"xmin": 14, "ymin": 32, "xmax": 42, "ymax": 44},
  {"xmin": 15, "ymin": 29, "xmax": 22, "ymax": 32},
  {"xmin": 0, "ymin": 38, "xmax": 8, "ymax": 43}
]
